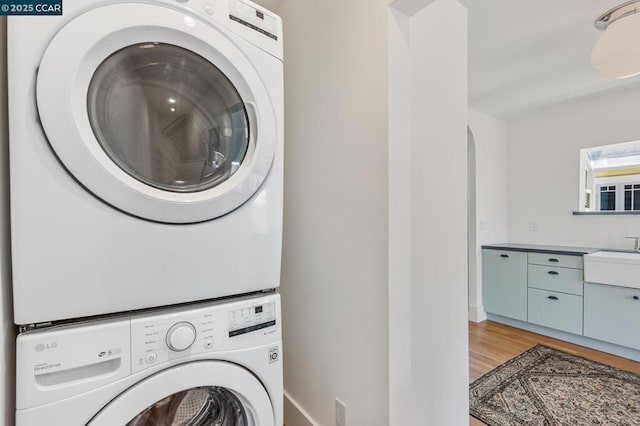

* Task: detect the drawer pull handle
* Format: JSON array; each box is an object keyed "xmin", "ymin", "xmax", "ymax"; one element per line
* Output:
[
  {"xmin": 548, "ymin": 258, "xmax": 559, "ymax": 263},
  {"xmin": 548, "ymin": 271, "xmax": 559, "ymax": 275},
  {"xmin": 634, "ymin": 296, "xmax": 639, "ymax": 301},
  {"xmin": 548, "ymin": 295, "xmax": 559, "ymax": 300},
  {"xmin": 500, "ymin": 254, "xmax": 509, "ymax": 258}
]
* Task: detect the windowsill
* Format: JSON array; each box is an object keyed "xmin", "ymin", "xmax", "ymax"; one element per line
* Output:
[{"xmin": 573, "ymin": 211, "xmax": 640, "ymax": 215}]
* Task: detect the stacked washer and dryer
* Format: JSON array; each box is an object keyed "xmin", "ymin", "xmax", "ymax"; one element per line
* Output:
[{"xmin": 7, "ymin": 0, "xmax": 284, "ymax": 424}]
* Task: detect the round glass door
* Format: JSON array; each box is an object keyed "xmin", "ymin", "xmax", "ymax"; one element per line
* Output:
[
  {"xmin": 35, "ymin": 3, "xmax": 279, "ymax": 223},
  {"xmin": 87, "ymin": 361, "xmax": 275, "ymax": 426},
  {"xmin": 88, "ymin": 43, "xmax": 249, "ymax": 193},
  {"xmin": 127, "ymin": 386, "xmax": 247, "ymax": 426}
]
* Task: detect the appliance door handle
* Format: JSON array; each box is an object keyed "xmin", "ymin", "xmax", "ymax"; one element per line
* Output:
[
  {"xmin": 500, "ymin": 254, "xmax": 509, "ymax": 258},
  {"xmin": 548, "ymin": 295, "xmax": 559, "ymax": 301},
  {"xmin": 548, "ymin": 258, "xmax": 560, "ymax": 263},
  {"xmin": 548, "ymin": 271, "xmax": 559, "ymax": 276},
  {"xmin": 245, "ymin": 102, "xmax": 258, "ymax": 148}
]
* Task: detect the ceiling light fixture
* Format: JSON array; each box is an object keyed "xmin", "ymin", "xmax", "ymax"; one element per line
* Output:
[{"xmin": 592, "ymin": 0, "xmax": 640, "ymax": 79}]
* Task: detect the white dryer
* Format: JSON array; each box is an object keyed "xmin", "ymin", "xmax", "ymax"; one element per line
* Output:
[
  {"xmin": 8, "ymin": 0, "xmax": 284, "ymax": 325},
  {"xmin": 16, "ymin": 293, "xmax": 282, "ymax": 425}
]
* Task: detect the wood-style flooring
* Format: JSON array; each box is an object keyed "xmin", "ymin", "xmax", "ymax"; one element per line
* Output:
[{"xmin": 468, "ymin": 320, "xmax": 640, "ymax": 426}]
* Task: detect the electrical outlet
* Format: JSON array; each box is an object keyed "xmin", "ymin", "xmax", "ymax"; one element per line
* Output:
[{"xmin": 336, "ymin": 398, "xmax": 346, "ymax": 426}]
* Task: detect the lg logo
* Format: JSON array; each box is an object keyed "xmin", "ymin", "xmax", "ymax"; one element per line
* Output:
[{"xmin": 34, "ymin": 342, "xmax": 58, "ymax": 352}]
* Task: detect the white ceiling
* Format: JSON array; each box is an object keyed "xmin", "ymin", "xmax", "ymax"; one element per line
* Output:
[
  {"xmin": 460, "ymin": 0, "xmax": 640, "ymax": 119},
  {"xmin": 251, "ymin": 0, "xmax": 283, "ymax": 13},
  {"xmin": 252, "ymin": 0, "xmax": 640, "ymax": 119}
]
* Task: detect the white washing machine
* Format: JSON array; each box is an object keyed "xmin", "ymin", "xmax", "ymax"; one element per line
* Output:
[
  {"xmin": 16, "ymin": 293, "xmax": 282, "ymax": 425},
  {"xmin": 7, "ymin": 0, "xmax": 284, "ymax": 325}
]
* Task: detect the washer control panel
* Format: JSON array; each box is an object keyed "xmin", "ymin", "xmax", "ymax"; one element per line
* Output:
[
  {"xmin": 229, "ymin": 301, "xmax": 276, "ymax": 337},
  {"xmin": 130, "ymin": 295, "xmax": 279, "ymax": 373},
  {"xmin": 131, "ymin": 310, "xmax": 216, "ymax": 372},
  {"xmin": 16, "ymin": 294, "xmax": 280, "ymax": 409}
]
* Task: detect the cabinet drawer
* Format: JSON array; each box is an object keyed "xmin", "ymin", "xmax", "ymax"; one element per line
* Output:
[
  {"xmin": 528, "ymin": 265, "xmax": 583, "ymax": 296},
  {"xmin": 528, "ymin": 252, "xmax": 583, "ymax": 269},
  {"xmin": 483, "ymin": 249, "xmax": 527, "ymax": 321},
  {"xmin": 584, "ymin": 283, "xmax": 640, "ymax": 350},
  {"xmin": 528, "ymin": 288, "xmax": 583, "ymax": 335}
]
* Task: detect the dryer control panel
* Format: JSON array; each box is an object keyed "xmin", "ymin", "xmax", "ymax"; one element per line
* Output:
[
  {"xmin": 176, "ymin": 0, "xmax": 283, "ymax": 60},
  {"xmin": 229, "ymin": 0, "xmax": 279, "ymax": 40}
]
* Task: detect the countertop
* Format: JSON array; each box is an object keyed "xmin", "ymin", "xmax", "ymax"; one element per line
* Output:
[{"xmin": 481, "ymin": 243, "xmax": 601, "ymax": 256}]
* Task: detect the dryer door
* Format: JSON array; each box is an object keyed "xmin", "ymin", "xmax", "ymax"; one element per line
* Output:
[
  {"xmin": 88, "ymin": 361, "xmax": 275, "ymax": 426},
  {"xmin": 36, "ymin": 3, "xmax": 277, "ymax": 223}
]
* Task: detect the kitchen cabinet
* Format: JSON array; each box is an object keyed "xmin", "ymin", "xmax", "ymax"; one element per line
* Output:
[
  {"xmin": 482, "ymin": 244, "xmax": 640, "ymax": 360},
  {"xmin": 482, "ymin": 249, "xmax": 527, "ymax": 321},
  {"xmin": 483, "ymin": 245, "xmax": 585, "ymax": 335},
  {"xmin": 584, "ymin": 283, "xmax": 640, "ymax": 350}
]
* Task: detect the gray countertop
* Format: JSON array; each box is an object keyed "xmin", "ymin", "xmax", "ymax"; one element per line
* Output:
[{"xmin": 481, "ymin": 243, "xmax": 601, "ymax": 256}]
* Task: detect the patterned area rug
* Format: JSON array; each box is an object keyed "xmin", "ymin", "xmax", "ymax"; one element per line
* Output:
[{"xmin": 470, "ymin": 344, "xmax": 640, "ymax": 425}]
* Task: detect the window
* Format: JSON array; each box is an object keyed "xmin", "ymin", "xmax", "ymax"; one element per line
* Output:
[
  {"xmin": 599, "ymin": 185, "xmax": 616, "ymax": 210},
  {"xmin": 624, "ymin": 184, "xmax": 640, "ymax": 211},
  {"xmin": 594, "ymin": 183, "xmax": 640, "ymax": 212},
  {"xmin": 579, "ymin": 140, "xmax": 640, "ymax": 212}
]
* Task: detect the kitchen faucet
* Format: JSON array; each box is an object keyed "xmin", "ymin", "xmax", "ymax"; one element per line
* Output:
[{"xmin": 625, "ymin": 236, "xmax": 640, "ymax": 252}]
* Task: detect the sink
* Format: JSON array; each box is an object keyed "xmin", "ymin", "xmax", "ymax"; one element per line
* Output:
[{"xmin": 584, "ymin": 250, "xmax": 640, "ymax": 289}]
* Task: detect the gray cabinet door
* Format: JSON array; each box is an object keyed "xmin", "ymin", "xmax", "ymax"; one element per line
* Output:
[
  {"xmin": 528, "ymin": 265, "xmax": 584, "ymax": 296},
  {"xmin": 528, "ymin": 288, "xmax": 583, "ymax": 335},
  {"xmin": 528, "ymin": 252, "xmax": 583, "ymax": 269},
  {"xmin": 584, "ymin": 283, "xmax": 640, "ymax": 350},
  {"xmin": 483, "ymin": 249, "xmax": 528, "ymax": 321}
]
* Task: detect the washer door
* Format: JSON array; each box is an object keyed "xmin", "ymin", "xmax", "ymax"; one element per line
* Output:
[
  {"xmin": 88, "ymin": 361, "xmax": 275, "ymax": 426},
  {"xmin": 36, "ymin": 3, "xmax": 277, "ymax": 223}
]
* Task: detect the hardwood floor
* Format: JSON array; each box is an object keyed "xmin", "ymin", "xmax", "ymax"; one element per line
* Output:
[{"xmin": 468, "ymin": 320, "xmax": 640, "ymax": 426}]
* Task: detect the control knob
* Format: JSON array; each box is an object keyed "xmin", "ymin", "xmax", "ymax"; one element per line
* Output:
[{"xmin": 166, "ymin": 322, "xmax": 196, "ymax": 352}]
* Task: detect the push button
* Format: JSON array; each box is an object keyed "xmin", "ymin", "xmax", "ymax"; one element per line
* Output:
[
  {"xmin": 145, "ymin": 352, "xmax": 157, "ymax": 364},
  {"xmin": 204, "ymin": 339, "xmax": 214, "ymax": 349}
]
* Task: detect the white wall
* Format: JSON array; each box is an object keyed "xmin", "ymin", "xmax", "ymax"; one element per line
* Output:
[
  {"xmin": 389, "ymin": 1, "xmax": 469, "ymax": 424},
  {"xmin": 277, "ymin": 1, "xmax": 390, "ymax": 425},
  {"xmin": 0, "ymin": 17, "xmax": 15, "ymax": 426},
  {"xmin": 387, "ymin": 7, "xmax": 412, "ymax": 423},
  {"xmin": 468, "ymin": 109, "xmax": 508, "ymax": 321},
  {"xmin": 406, "ymin": 3, "xmax": 468, "ymax": 424},
  {"xmin": 508, "ymin": 85, "xmax": 640, "ymax": 249}
]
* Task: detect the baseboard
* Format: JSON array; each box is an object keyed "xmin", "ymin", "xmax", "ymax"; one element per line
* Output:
[
  {"xmin": 468, "ymin": 304, "xmax": 487, "ymax": 323},
  {"xmin": 488, "ymin": 314, "xmax": 640, "ymax": 362},
  {"xmin": 284, "ymin": 390, "xmax": 318, "ymax": 426}
]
